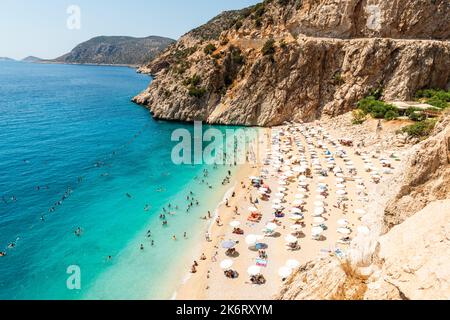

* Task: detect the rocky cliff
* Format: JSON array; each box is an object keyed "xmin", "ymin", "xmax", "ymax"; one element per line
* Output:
[
  {"xmin": 53, "ymin": 36, "xmax": 175, "ymax": 66},
  {"xmin": 133, "ymin": 0, "xmax": 450, "ymax": 126}
]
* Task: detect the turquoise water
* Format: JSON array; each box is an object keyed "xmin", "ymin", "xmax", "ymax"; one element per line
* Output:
[{"xmin": 0, "ymin": 61, "xmax": 239, "ymax": 300}]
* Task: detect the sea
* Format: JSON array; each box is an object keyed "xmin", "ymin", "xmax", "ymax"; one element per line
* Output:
[{"xmin": 0, "ymin": 60, "xmax": 245, "ymax": 299}]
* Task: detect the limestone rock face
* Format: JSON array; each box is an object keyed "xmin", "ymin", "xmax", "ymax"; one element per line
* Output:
[
  {"xmin": 133, "ymin": 0, "xmax": 450, "ymax": 126},
  {"xmin": 384, "ymin": 114, "xmax": 450, "ymax": 230},
  {"xmin": 277, "ymin": 201, "xmax": 450, "ymax": 300}
]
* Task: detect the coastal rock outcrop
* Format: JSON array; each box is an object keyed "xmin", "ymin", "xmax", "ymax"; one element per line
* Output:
[
  {"xmin": 384, "ymin": 114, "xmax": 450, "ymax": 230},
  {"xmin": 133, "ymin": 0, "xmax": 450, "ymax": 126},
  {"xmin": 277, "ymin": 200, "xmax": 450, "ymax": 300}
]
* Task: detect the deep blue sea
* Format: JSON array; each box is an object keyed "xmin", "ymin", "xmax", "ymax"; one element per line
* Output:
[{"xmin": 0, "ymin": 61, "xmax": 239, "ymax": 299}]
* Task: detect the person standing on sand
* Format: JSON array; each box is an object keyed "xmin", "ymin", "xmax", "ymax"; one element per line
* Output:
[{"xmin": 205, "ymin": 232, "xmax": 211, "ymax": 242}]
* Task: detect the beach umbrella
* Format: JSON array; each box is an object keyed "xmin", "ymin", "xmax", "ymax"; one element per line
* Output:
[
  {"xmin": 286, "ymin": 259, "xmax": 300, "ymax": 269},
  {"xmin": 318, "ymin": 176, "xmax": 326, "ymax": 181},
  {"xmin": 291, "ymin": 208, "xmax": 302, "ymax": 214},
  {"xmin": 259, "ymin": 187, "xmax": 268, "ymax": 193},
  {"xmin": 337, "ymin": 219, "xmax": 348, "ymax": 227},
  {"xmin": 293, "ymin": 199, "xmax": 305, "ymax": 206},
  {"xmin": 222, "ymin": 240, "xmax": 237, "ymax": 249},
  {"xmin": 314, "ymin": 201, "xmax": 324, "ymax": 207},
  {"xmin": 357, "ymin": 226, "xmax": 370, "ymax": 235},
  {"xmin": 356, "ymin": 185, "xmax": 366, "ymax": 190},
  {"xmin": 285, "ymin": 235, "xmax": 298, "ymax": 243},
  {"xmin": 314, "ymin": 207, "xmax": 325, "ymax": 215},
  {"xmin": 313, "ymin": 217, "xmax": 325, "ymax": 224},
  {"xmin": 245, "ymin": 235, "xmax": 257, "ymax": 246},
  {"xmin": 289, "ymin": 215, "xmax": 303, "ymax": 221},
  {"xmin": 247, "ymin": 265, "xmax": 262, "ymax": 276},
  {"xmin": 311, "ymin": 226, "xmax": 324, "ymax": 236},
  {"xmin": 220, "ymin": 259, "xmax": 234, "ymax": 270},
  {"xmin": 336, "ymin": 190, "xmax": 347, "ymax": 196},
  {"xmin": 295, "ymin": 194, "xmax": 305, "ymax": 199},
  {"xmin": 248, "ymin": 206, "xmax": 258, "ymax": 212},
  {"xmin": 279, "ymin": 181, "xmax": 287, "ymax": 185},
  {"xmin": 273, "ymin": 199, "xmax": 282, "ymax": 204},
  {"xmin": 315, "ymin": 195, "xmax": 325, "ymax": 200},
  {"xmin": 272, "ymin": 204, "xmax": 283, "ymax": 210},
  {"xmin": 336, "ymin": 184, "xmax": 346, "ymax": 189},
  {"xmin": 336, "ymin": 178, "xmax": 345, "ymax": 183},
  {"xmin": 275, "ymin": 192, "xmax": 285, "ymax": 198},
  {"xmin": 266, "ymin": 223, "xmax": 278, "ymax": 231},
  {"xmin": 299, "ymin": 175, "xmax": 307, "ymax": 181},
  {"xmin": 337, "ymin": 227, "xmax": 351, "ymax": 235},
  {"xmin": 355, "ymin": 209, "xmax": 366, "ymax": 215},
  {"xmin": 278, "ymin": 187, "xmax": 287, "ymax": 192},
  {"xmin": 230, "ymin": 221, "xmax": 241, "ymax": 228},
  {"xmin": 278, "ymin": 266, "xmax": 292, "ymax": 278}
]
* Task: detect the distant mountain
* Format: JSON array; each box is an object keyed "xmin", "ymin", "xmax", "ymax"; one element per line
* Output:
[
  {"xmin": 52, "ymin": 36, "xmax": 175, "ymax": 66},
  {"xmin": 0, "ymin": 57, "xmax": 15, "ymax": 61},
  {"xmin": 22, "ymin": 56, "xmax": 44, "ymax": 63}
]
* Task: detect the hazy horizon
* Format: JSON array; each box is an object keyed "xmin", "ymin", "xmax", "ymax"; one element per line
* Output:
[{"xmin": 0, "ymin": 0, "xmax": 260, "ymax": 60}]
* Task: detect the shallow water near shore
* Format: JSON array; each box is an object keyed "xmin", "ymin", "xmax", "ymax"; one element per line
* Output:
[{"xmin": 0, "ymin": 61, "xmax": 243, "ymax": 299}]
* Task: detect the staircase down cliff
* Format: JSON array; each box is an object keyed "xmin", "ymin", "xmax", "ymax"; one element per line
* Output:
[{"xmin": 133, "ymin": 0, "xmax": 450, "ymax": 126}]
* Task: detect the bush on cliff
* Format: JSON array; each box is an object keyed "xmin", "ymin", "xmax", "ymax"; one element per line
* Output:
[
  {"xmin": 415, "ymin": 89, "xmax": 450, "ymax": 109},
  {"xmin": 357, "ymin": 96, "xmax": 398, "ymax": 119},
  {"xmin": 204, "ymin": 43, "xmax": 217, "ymax": 55},
  {"xmin": 262, "ymin": 39, "xmax": 276, "ymax": 56},
  {"xmin": 401, "ymin": 119, "xmax": 437, "ymax": 138}
]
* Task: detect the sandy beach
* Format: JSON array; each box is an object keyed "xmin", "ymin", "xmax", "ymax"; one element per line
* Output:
[{"xmin": 175, "ymin": 117, "xmax": 406, "ymax": 300}]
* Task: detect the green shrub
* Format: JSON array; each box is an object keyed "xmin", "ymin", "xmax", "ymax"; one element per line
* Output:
[
  {"xmin": 406, "ymin": 108, "xmax": 426, "ymax": 122},
  {"xmin": 415, "ymin": 89, "xmax": 450, "ymax": 109},
  {"xmin": 401, "ymin": 120, "xmax": 436, "ymax": 138},
  {"xmin": 384, "ymin": 109, "xmax": 399, "ymax": 120},
  {"xmin": 183, "ymin": 74, "xmax": 201, "ymax": 87},
  {"xmin": 357, "ymin": 96, "xmax": 398, "ymax": 119},
  {"xmin": 204, "ymin": 43, "xmax": 217, "ymax": 55},
  {"xmin": 188, "ymin": 86, "xmax": 207, "ymax": 98},
  {"xmin": 235, "ymin": 20, "xmax": 243, "ymax": 30},
  {"xmin": 262, "ymin": 39, "xmax": 276, "ymax": 56},
  {"xmin": 230, "ymin": 46, "xmax": 244, "ymax": 64}
]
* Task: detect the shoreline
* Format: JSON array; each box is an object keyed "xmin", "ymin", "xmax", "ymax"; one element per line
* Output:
[{"xmin": 174, "ymin": 130, "xmax": 268, "ymax": 300}]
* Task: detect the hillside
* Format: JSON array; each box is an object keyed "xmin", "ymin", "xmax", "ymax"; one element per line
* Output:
[
  {"xmin": 53, "ymin": 36, "xmax": 175, "ymax": 66},
  {"xmin": 22, "ymin": 56, "xmax": 44, "ymax": 63},
  {"xmin": 133, "ymin": 0, "xmax": 450, "ymax": 126}
]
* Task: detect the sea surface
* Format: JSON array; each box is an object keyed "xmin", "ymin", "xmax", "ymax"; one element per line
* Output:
[{"xmin": 0, "ymin": 61, "xmax": 242, "ymax": 299}]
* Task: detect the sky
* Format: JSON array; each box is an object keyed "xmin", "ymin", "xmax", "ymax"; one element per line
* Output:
[{"xmin": 0, "ymin": 0, "xmax": 260, "ymax": 60}]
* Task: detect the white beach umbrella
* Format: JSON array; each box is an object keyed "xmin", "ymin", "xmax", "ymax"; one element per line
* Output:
[
  {"xmin": 291, "ymin": 208, "xmax": 302, "ymax": 214},
  {"xmin": 336, "ymin": 178, "xmax": 345, "ymax": 183},
  {"xmin": 278, "ymin": 266, "xmax": 293, "ymax": 278},
  {"xmin": 336, "ymin": 184, "xmax": 346, "ymax": 189},
  {"xmin": 272, "ymin": 204, "xmax": 283, "ymax": 210},
  {"xmin": 337, "ymin": 227, "xmax": 351, "ymax": 235},
  {"xmin": 311, "ymin": 226, "xmax": 324, "ymax": 236},
  {"xmin": 299, "ymin": 182, "xmax": 308, "ymax": 187},
  {"xmin": 275, "ymin": 192, "xmax": 285, "ymax": 198},
  {"xmin": 313, "ymin": 217, "xmax": 325, "ymax": 224},
  {"xmin": 285, "ymin": 235, "xmax": 298, "ymax": 243},
  {"xmin": 278, "ymin": 187, "xmax": 287, "ymax": 192},
  {"xmin": 315, "ymin": 195, "xmax": 325, "ymax": 200},
  {"xmin": 293, "ymin": 199, "xmax": 305, "ymax": 206},
  {"xmin": 286, "ymin": 259, "xmax": 300, "ymax": 269},
  {"xmin": 337, "ymin": 219, "xmax": 348, "ymax": 227},
  {"xmin": 355, "ymin": 209, "xmax": 366, "ymax": 215},
  {"xmin": 295, "ymin": 194, "xmax": 305, "ymax": 199},
  {"xmin": 230, "ymin": 221, "xmax": 241, "ymax": 228},
  {"xmin": 248, "ymin": 206, "xmax": 259, "ymax": 212},
  {"xmin": 220, "ymin": 259, "xmax": 234, "ymax": 270},
  {"xmin": 247, "ymin": 265, "xmax": 262, "ymax": 276},
  {"xmin": 314, "ymin": 207, "xmax": 325, "ymax": 215},
  {"xmin": 266, "ymin": 223, "xmax": 278, "ymax": 231},
  {"xmin": 357, "ymin": 226, "xmax": 370, "ymax": 235},
  {"xmin": 245, "ymin": 235, "xmax": 258, "ymax": 246},
  {"xmin": 336, "ymin": 190, "xmax": 347, "ymax": 196},
  {"xmin": 289, "ymin": 215, "xmax": 303, "ymax": 221},
  {"xmin": 314, "ymin": 201, "xmax": 324, "ymax": 207}
]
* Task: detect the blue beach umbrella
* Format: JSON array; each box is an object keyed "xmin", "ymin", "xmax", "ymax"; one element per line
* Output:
[{"xmin": 222, "ymin": 240, "xmax": 237, "ymax": 249}]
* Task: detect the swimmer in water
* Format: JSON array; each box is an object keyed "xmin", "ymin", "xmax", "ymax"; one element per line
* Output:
[{"xmin": 172, "ymin": 235, "xmax": 177, "ymax": 241}]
